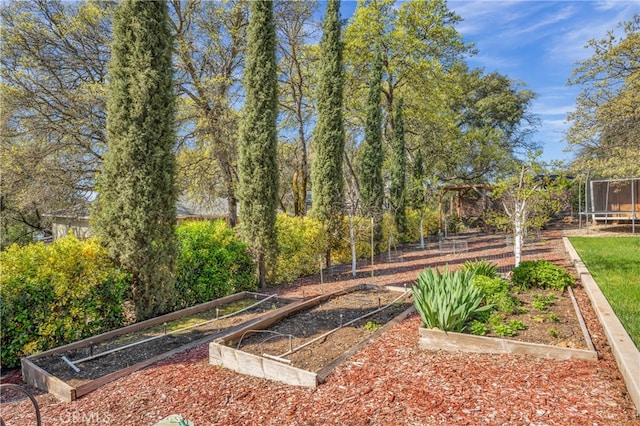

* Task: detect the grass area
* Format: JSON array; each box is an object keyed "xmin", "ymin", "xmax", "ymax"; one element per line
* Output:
[{"xmin": 569, "ymin": 237, "xmax": 640, "ymax": 349}]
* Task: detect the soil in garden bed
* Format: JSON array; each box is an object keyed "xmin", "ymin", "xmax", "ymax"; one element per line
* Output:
[
  {"xmin": 235, "ymin": 288, "xmax": 413, "ymax": 372},
  {"xmin": 33, "ymin": 297, "xmax": 287, "ymax": 386},
  {"xmin": 476, "ymin": 288, "xmax": 588, "ymax": 348}
]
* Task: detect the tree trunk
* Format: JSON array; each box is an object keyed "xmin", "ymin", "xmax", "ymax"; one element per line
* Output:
[
  {"xmin": 419, "ymin": 212, "xmax": 425, "ymax": 249},
  {"xmin": 258, "ymin": 252, "xmax": 267, "ymax": 290},
  {"xmin": 350, "ymin": 214, "xmax": 357, "ymax": 277}
]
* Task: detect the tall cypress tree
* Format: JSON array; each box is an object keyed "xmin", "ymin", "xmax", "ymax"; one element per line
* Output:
[
  {"xmin": 95, "ymin": 0, "xmax": 177, "ymax": 320},
  {"xmin": 311, "ymin": 0, "xmax": 345, "ymax": 265},
  {"xmin": 389, "ymin": 97, "xmax": 406, "ymax": 237},
  {"xmin": 238, "ymin": 0, "xmax": 278, "ymax": 289},
  {"xmin": 359, "ymin": 48, "xmax": 384, "ymax": 245}
]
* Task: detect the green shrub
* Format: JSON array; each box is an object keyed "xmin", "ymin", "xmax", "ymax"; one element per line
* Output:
[
  {"xmin": 175, "ymin": 220, "xmax": 256, "ymax": 309},
  {"xmin": 471, "ymin": 275, "xmax": 508, "ymax": 296},
  {"xmin": 462, "ymin": 259, "xmax": 499, "ymax": 279},
  {"xmin": 0, "ymin": 236, "xmax": 129, "ymax": 368},
  {"xmin": 493, "ymin": 323, "xmax": 517, "ymax": 337},
  {"xmin": 493, "ymin": 319, "xmax": 526, "ymax": 337},
  {"xmin": 471, "ymin": 275, "xmax": 519, "ymax": 315},
  {"xmin": 272, "ymin": 214, "xmax": 327, "ymax": 284},
  {"xmin": 511, "ymin": 260, "xmax": 574, "ymax": 291},
  {"xmin": 446, "ymin": 213, "xmax": 465, "ymax": 233},
  {"xmin": 412, "ymin": 267, "xmax": 493, "ymax": 332},
  {"xmin": 469, "ymin": 320, "xmax": 488, "ymax": 336},
  {"xmin": 532, "ymin": 293, "xmax": 557, "ymax": 311}
]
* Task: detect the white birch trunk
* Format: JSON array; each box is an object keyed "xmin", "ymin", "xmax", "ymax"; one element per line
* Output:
[
  {"xmin": 513, "ymin": 199, "xmax": 526, "ymax": 267},
  {"xmin": 419, "ymin": 213, "xmax": 425, "ymax": 249},
  {"xmin": 349, "ymin": 215, "xmax": 357, "ymax": 277}
]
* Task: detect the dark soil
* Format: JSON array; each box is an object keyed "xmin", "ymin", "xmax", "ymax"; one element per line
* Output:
[
  {"xmin": 33, "ymin": 297, "xmax": 288, "ymax": 386},
  {"xmin": 491, "ymin": 288, "xmax": 587, "ymax": 348},
  {"xmin": 236, "ymin": 288, "xmax": 413, "ymax": 372}
]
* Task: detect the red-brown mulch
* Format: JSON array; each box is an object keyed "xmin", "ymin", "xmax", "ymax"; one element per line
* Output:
[{"xmin": 2, "ymin": 226, "xmax": 639, "ymax": 425}]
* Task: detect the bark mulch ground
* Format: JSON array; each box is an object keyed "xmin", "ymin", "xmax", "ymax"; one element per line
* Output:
[{"xmin": 2, "ymin": 225, "xmax": 639, "ymax": 425}]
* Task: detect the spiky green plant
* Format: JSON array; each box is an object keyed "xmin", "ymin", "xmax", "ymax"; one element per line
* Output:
[
  {"xmin": 461, "ymin": 259, "xmax": 499, "ymax": 278},
  {"xmin": 412, "ymin": 267, "xmax": 493, "ymax": 332}
]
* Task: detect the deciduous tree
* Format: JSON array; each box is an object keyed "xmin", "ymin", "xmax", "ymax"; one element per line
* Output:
[
  {"xmin": 0, "ymin": 0, "xmax": 112, "ymax": 245},
  {"xmin": 275, "ymin": 0, "xmax": 318, "ymax": 216},
  {"xmin": 567, "ymin": 14, "xmax": 640, "ymax": 177}
]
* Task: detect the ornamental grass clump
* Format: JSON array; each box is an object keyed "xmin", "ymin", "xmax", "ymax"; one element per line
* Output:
[
  {"xmin": 461, "ymin": 259, "xmax": 499, "ymax": 278},
  {"xmin": 412, "ymin": 267, "xmax": 493, "ymax": 332}
]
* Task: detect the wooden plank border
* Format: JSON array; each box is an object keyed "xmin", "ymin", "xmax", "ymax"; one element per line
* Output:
[
  {"xmin": 21, "ymin": 292, "xmax": 299, "ymax": 401},
  {"xmin": 210, "ymin": 285, "xmax": 413, "ymax": 387},
  {"xmin": 563, "ymin": 237, "xmax": 640, "ymax": 415},
  {"xmin": 418, "ymin": 327, "xmax": 598, "ymax": 361}
]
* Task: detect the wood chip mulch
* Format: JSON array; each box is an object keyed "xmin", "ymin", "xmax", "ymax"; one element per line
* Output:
[{"xmin": 2, "ymin": 226, "xmax": 639, "ymax": 425}]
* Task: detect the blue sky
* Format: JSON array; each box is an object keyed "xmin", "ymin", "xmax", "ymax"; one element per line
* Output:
[{"xmin": 339, "ymin": 0, "xmax": 639, "ymax": 165}]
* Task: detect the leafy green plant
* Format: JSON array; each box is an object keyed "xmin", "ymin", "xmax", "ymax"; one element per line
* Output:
[
  {"xmin": 0, "ymin": 236, "xmax": 129, "ymax": 368},
  {"xmin": 412, "ymin": 267, "xmax": 493, "ymax": 332},
  {"xmin": 472, "ymin": 275, "xmax": 519, "ymax": 315},
  {"xmin": 493, "ymin": 320, "xmax": 526, "ymax": 337},
  {"xmin": 548, "ymin": 312, "xmax": 560, "ymax": 323},
  {"xmin": 175, "ymin": 220, "xmax": 256, "ymax": 309},
  {"xmin": 488, "ymin": 313, "xmax": 504, "ymax": 328},
  {"xmin": 364, "ymin": 320, "xmax": 382, "ymax": 332},
  {"xmin": 468, "ymin": 320, "xmax": 488, "ymax": 336},
  {"xmin": 493, "ymin": 324, "xmax": 517, "ymax": 337},
  {"xmin": 548, "ymin": 327, "xmax": 560, "ymax": 338},
  {"xmin": 462, "ymin": 259, "xmax": 499, "ymax": 278},
  {"xmin": 508, "ymin": 319, "xmax": 526, "ymax": 331},
  {"xmin": 532, "ymin": 293, "xmax": 556, "ymax": 311},
  {"xmin": 511, "ymin": 260, "xmax": 574, "ymax": 291}
]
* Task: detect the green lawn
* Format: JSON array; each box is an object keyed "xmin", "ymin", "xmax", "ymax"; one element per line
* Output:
[{"xmin": 569, "ymin": 237, "xmax": 640, "ymax": 349}]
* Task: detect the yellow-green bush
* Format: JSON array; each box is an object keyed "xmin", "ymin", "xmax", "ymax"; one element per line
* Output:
[
  {"xmin": 272, "ymin": 214, "xmax": 327, "ymax": 283},
  {"xmin": 0, "ymin": 236, "xmax": 129, "ymax": 368},
  {"xmin": 332, "ymin": 215, "xmax": 373, "ymax": 264},
  {"xmin": 404, "ymin": 208, "xmax": 439, "ymax": 242},
  {"xmin": 175, "ymin": 220, "xmax": 256, "ymax": 308}
]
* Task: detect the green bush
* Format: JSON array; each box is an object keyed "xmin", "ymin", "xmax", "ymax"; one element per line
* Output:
[
  {"xmin": 175, "ymin": 220, "xmax": 256, "ymax": 309},
  {"xmin": 0, "ymin": 236, "xmax": 129, "ymax": 368},
  {"xmin": 472, "ymin": 275, "xmax": 508, "ymax": 296},
  {"xmin": 412, "ymin": 267, "xmax": 493, "ymax": 332},
  {"xmin": 272, "ymin": 214, "xmax": 327, "ymax": 284},
  {"xmin": 511, "ymin": 260, "xmax": 574, "ymax": 291},
  {"xmin": 471, "ymin": 275, "xmax": 519, "ymax": 315},
  {"xmin": 469, "ymin": 320, "xmax": 488, "ymax": 336}
]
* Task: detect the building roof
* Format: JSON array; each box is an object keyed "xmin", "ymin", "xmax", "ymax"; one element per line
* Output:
[{"xmin": 46, "ymin": 195, "xmax": 231, "ymax": 221}]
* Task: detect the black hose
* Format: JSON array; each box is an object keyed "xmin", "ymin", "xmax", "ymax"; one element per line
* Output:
[{"xmin": 0, "ymin": 383, "xmax": 41, "ymax": 426}]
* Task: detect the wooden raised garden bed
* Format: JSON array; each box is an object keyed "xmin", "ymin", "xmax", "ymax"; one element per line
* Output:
[
  {"xmin": 418, "ymin": 287, "xmax": 598, "ymax": 361},
  {"xmin": 210, "ymin": 284, "xmax": 414, "ymax": 388},
  {"xmin": 22, "ymin": 292, "xmax": 299, "ymax": 402}
]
